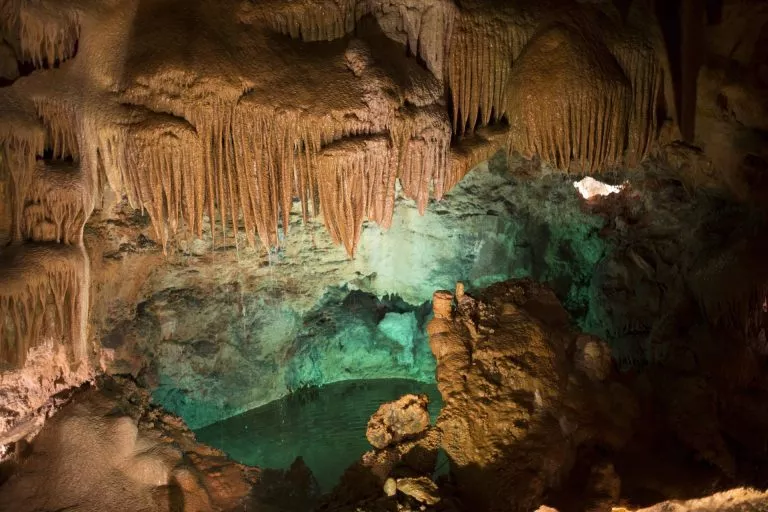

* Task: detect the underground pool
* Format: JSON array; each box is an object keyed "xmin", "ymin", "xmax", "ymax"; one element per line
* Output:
[{"xmin": 194, "ymin": 378, "xmax": 443, "ymax": 491}]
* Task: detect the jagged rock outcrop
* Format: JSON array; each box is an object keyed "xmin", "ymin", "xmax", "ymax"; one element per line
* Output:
[
  {"xmin": 366, "ymin": 393, "xmax": 430, "ymax": 449},
  {"xmin": 428, "ymin": 280, "xmax": 637, "ymax": 511}
]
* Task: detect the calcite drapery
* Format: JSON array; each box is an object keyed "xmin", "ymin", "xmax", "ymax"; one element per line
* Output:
[
  {"xmin": 0, "ymin": 0, "xmax": 673, "ymax": 366},
  {"xmin": 0, "ymin": 243, "xmax": 89, "ymax": 366}
]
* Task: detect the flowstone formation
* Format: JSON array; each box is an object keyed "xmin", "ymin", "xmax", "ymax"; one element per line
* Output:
[
  {"xmin": 0, "ymin": 0, "xmax": 671, "ymax": 428},
  {"xmin": 103, "ymin": 160, "xmax": 613, "ymax": 429},
  {"xmin": 0, "ymin": 0, "xmax": 669, "ymax": 259}
]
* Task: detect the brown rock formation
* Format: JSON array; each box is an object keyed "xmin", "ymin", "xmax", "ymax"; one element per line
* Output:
[
  {"xmin": 0, "ymin": 377, "xmax": 259, "ymax": 512},
  {"xmin": 428, "ymin": 280, "xmax": 637, "ymax": 511},
  {"xmin": 366, "ymin": 393, "xmax": 430, "ymax": 449}
]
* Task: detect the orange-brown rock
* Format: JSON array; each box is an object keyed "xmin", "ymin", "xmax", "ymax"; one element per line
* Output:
[
  {"xmin": 366, "ymin": 393, "xmax": 431, "ymax": 449},
  {"xmin": 429, "ymin": 279, "xmax": 637, "ymax": 512}
]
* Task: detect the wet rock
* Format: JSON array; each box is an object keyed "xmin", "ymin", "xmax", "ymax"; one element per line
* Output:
[{"xmin": 366, "ymin": 394, "xmax": 430, "ymax": 450}]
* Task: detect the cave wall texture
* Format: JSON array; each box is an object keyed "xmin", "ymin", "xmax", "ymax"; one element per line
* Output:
[{"xmin": 0, "ymin": 0, "xmax": 767, "ymax": 507}]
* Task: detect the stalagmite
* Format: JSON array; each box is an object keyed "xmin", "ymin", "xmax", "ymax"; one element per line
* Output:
[
  {"xmin": 506, "ymin": 23, "xmax": 632, "ymax": 173},
  {"xmin": 0, "ymin": 243, "xmax": 89, "ymax": 367},
  {"xmin": 21, "ymin": 161, "xmax": 93, "ymax": 245}
]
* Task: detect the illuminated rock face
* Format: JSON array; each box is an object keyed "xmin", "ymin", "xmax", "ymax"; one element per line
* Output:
[
  {"xmin": 0, "ymin": 0, "xmax": 670, "ymax": 436},
  {"xmin": 103, "ymin": 158, "xmax": 614, "ymax": 429}
]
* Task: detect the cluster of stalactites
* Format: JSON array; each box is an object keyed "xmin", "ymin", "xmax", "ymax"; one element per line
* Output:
[
  {"xmin": 394, "ymin": 104, "xmax": 453, "ymax": 214},
  {"xmin": 247, "ymin": 0, "xmax": 360, "ymax": 42},
  {"xmin": 506, "ymin": 23, "xmax": 633, "ymax": 173},
  {"xmin": 608, "ymin": 39, "xmax": 663, "ymax": 167},
  {"xmin": 0, "ymin": 128, "xmax": 46, "ymax": 244},
  {"xmin": 448, "ymin": 14, "xmax": 533, "ymax": 134},
  {"xmin": 34, "ymin": 98, "xmax": 80, "ymax": 161},
  {"xmin": 0, "ymin": 243, "xmax": 88, "ymax": 367},
  {"xmin": 316, "ymin": 135, "xmax": 392, "ymax": 256},
  {"xmin": 15, "ymin": 2, "xmax": 80, "ymax": 67},
  {"xmin": 78, "ymin": 96, "xmax": 451, "ymax": 257},
  {"xmin": 21, "ymin": 161, "xmax": 93, "ymax": 245}
]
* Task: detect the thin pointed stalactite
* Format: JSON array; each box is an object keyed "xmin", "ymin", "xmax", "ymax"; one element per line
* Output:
[{"xmin": 0, "ymin": 243, "xmax": 88, "ymax": 367}]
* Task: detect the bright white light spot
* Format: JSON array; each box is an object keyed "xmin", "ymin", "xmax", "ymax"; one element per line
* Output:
[{"xmin": 573, "ymin": 177, "xmax": 625, "ymax": 199}]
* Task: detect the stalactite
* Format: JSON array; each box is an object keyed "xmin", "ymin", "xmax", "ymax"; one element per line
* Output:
[
  {"xmin": 393, "ymin": 104, "xmax": 452, "ymax": 214},
  {"xmin": 506, "ymin": 23, "xmax": 631, "ymax": 173},
  {"xmin": 0, "ymin": 91, "xmax": 46, "ymax": 244},
  {"xmin": 316, "ymin": 135, "xmax": 391, "ymax": 256},
  {"xmin": 243, "ymin": 0, "xmax": 360, "ymax": 41},
  {"xmin": 603, "ymin": 4, "xmax": 667, "ymax": 167},
  {"xmin": 33, "ymin": 98, "xmax": 80, "ymax": 161},
  {"xmin": 448, "ymin": 13, "xmax": 533, "ymax": 134},
  {"xmin": 21, "ymin": 161, "xmax": 92, "ymax": 245},
  {"xmin": 367, "ymin": 0, "xmax": 456, "ymax": 82},
  {"xmin": 17, "ymin": 3, "xmax": 79, "ymax": 67},
  {"xmin": 124, "ymin": 113, "xmax": 204, "ymax": 251},
  {"xmin": 449, "ymin": 125, "xmax": 509, "ymax": 185},
  {"xmin": 0, "ymin": 243, "xmax": 88, "ymax": 367}
]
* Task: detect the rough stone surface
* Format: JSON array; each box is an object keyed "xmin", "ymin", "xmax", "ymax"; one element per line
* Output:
[
  {"xmin": 0, "ymin": 342, "xmax": 95, "ymax": 445},
  {"xmin": 396, "ymin": 476, "xmax": 440, "ymax": 505},
  {"xmin": 0, "ymin": 377, "xmax": 258, "ymax": 512},
  {"xmin": 428, "ymin": 279, "xmax": 638, "ymax": 512},
  {"xmin": 366, "ymin": 394, "xmax": 430, "ymax": 450}
]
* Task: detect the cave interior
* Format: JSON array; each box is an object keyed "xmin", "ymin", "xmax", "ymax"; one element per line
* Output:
[{"xmin": 0, "ymin": 0, "xmax": 768, "ymax": 511}]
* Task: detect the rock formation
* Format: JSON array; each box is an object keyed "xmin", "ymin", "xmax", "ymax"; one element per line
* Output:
[
  {"xmin": 0, "ymin": 377, "xmax": 259, "ymax": 512},
  {"xmin": 0, "ymin": 0, "xmax": 669, "ymax": 262},
  {"xmin": 1, "ymin": 0, "xmax": 768, "ymax": 510},
  {"xmin": 429, "ymin": 280, "xmax": 636, "ymax": 511}
]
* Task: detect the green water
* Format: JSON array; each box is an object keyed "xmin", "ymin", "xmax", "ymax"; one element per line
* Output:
[{"xmin": 195, "ymin": 378, "xmax": 442, "ymax": 491}]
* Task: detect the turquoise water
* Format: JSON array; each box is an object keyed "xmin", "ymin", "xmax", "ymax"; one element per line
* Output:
[{"xmin": 195, "ymin": 379, "xmax": 442, "ymax": 491}]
